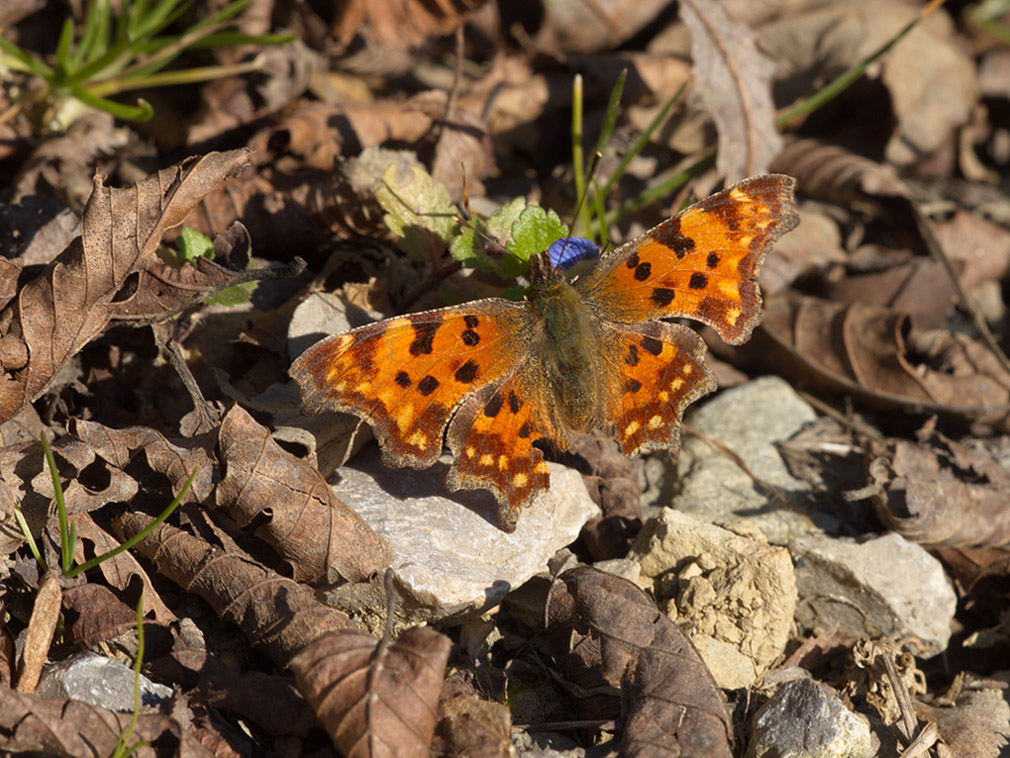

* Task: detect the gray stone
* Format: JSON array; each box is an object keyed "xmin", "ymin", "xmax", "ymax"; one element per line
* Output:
[
  {"xmin": 747, "ymin": 678, "xmax": 873, "ymax": 758},
  {"xmin": 35, "ymin": 652, "xmax": 173, "ymax": 712},
  {"xmin": 791, "ymin": 532, "xmax": 956, "ymax": 655},
  {"xmin": 632, "ymin": 509, "xmax": 797, "ymax": 689},
  {"xmin": 329, "ymin": 446, "xmax": 599, "ymax": 623},
  {"xmin": 669, "ymin": 376, "xmax": 821, "ymax": 543}
]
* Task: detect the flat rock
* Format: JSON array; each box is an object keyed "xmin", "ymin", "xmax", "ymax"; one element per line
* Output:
[
  {"xmin": 632, "ymin": 509, "xmax": 797, "ymax": 690},
  {"xmin": 35, "ymin": 651, "xmax": 173, "ymax": 712},
  {"xmin": 669, "ymin": 376, "xmax": 821, "ymax": 543},
  {"xmin": 791, "ymin": 532, "xmax": 956, "ymax": 655},
  {"xmin": 747, "ymin": 678, "xmax": 874, "ymax": 758},
  {"xmin": 328, "ymin": 446, "xmax": 599, "ymax": 623}
]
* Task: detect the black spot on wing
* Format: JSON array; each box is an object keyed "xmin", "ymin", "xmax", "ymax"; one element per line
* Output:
[
  {"xmin": 418, "ymin": 375, "xmax": 439, "ymax": 395},
  {"xmin": 484, "ymin": 392, "xmax": 503, "ymax": 418},
  {"xmin": 641, "ymin": 336, "xmax": 662, "ymax": 356},
  {"xmin": 651, "ymin": 287, "xmax": 675, "ymax": 306},
  {"xmin": 455, "ymin": 360, "xmax": 478, "ymax": 383},
  {"xmin": 689, "ymin": 273, "xmax": 708, "ymax": 290},
  {"xmin": 409, "ymin": 317, "xmax": 441, "ymax": 356},
  {"xmin": 395, "ymin": 371, "xmax": 411, "ymax": 388}
]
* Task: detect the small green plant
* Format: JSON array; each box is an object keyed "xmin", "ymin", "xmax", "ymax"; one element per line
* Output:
[
  {"xmin": 0, "ymin": 0, "xmax": 293, "ymax": 132},
  {"xmin": 111, "ymin": 594, "xmax": 148, "ymax": 758},
  {"xmin": 12, "ymin": 434, "xmax": 195, "ymax": 578}
]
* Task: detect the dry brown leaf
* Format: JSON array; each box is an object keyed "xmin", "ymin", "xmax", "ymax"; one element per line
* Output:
[
  {"xmin": 216, "ymin": 404, "xmax": 393, "ymax": 583},
  {"xmin": 73, "ymin": 419, "xmax": 217, "ymax": 505},
  {"xmin": 760, "ymin": 1, "xmax": 975, "ymax": 166},
  {"xmin": 550, "ymin": 566, "xmax": 733, "ymax": 758},
  {"xmin": 867, "ymin": 427, "xmax": 1010, "ymax": 547},
  {"xmin": 15, "ymin": 570, "xmax": 60, "ymax": 693},
  {"xmin": 333, "ymin": 0, "xmax": 487, "ymax": 48},
  {"xmin": 113, "ymin": 512, "xmax": 355, "ymax": 668},
  {"xmin": 545, "ymin": 0, "xmax": 671, "ymax": 53},
  {"xmin": 64, "ymin": 513, "xmax": 176, "ymax": 623},
  {"xmin": 290, "ymin": 626, "xmax": 452, "ymax": 758},
  {"xmin": 680, "ymin": 0, "xmax": 782, "ymax": 180},
  {"xmin": 0, "ymin": 149, "xmax": 252, "ymax": 424},
  {"xmin": 60, "ymin": 583, "xmax": 141, "ymax": 649},
  {"xmin": 0, "ymin": 686, "xmax": 215, "ymax": 758},
  {"xmin": 755, "ymin": 295, "xmax": 1010, "ymax": 430}
]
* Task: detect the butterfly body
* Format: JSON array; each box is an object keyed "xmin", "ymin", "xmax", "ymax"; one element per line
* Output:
[{"xmin": 291, "ymin": 174, "xmax": 799, "ymax": 531}]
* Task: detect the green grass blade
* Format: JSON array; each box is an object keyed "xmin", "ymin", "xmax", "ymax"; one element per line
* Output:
[
  {"xmin": 778, "ymin": 0, "xmax": 947, "ymax": 128},
  {"xmin": 70, "ymin": 87, "xmax": 154, "ymax": 120},
  {"xmin": 599, "ymin": 81, "xmax": 686, "ymax": 203},
  {"xmin": 592, "ymin": 68, "xmax": 626, "ymax": 160},
  {"xmin": 40, "ymin": 435, "xmax": 73, "ymax": 575},
  {"xmin": 605, "ymin": 149, "xmax": 715, "ymax": 228},
  {"xmin": 54, "ymin": 18, "xmax": 75, "ymax": 79},
  {"xmin": 12, "ymin": 502, "xmax": 47, "ymax": 573},
  {"xmin": 571, "ymin": 74, "xmax": 591, "ymax": 237},
  {"xmin": 65, "ymin": 467, "xmax": 196, "ymax": 578},
  {"xmin": 0, "ymin": 37, "xmax": 54, "ymax": 78},
  {"xmin": 72, "ymin": 0, "xmax": 111, "ymax": 67}
]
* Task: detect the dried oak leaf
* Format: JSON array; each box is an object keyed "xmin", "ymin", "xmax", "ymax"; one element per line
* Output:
[
  {"xmin": 680, "ymin": 0, "xmax": 782, "ymax": 181},
  {"xmin": 73, "ymin": 418, "xmax": 217, "ymax": 504},
  {"xmin": 754, "ymin": 295, "xmax": 1010, "ymax": 430},
  {"xmin": 0, "ymin": 686, "xmax": 214, "ymax": 758},
  {"xmin": 65, "ymin": 512, "xmax": 176, "ymax": 623},
  {"xmin": 0, "ymin": 149, "xmax": 252, "ymax": 423},
  {"xmin": 551, "ymin": 566, "xmax": 732, "ymax": 758},
  {"xmin": 332, "ymin": 0, "xmax": 487, "ymax": 48},
  {"xmin": 113, "ymin": 513, "xmax": 354, "ymax": 667},
  {"xmin": 290, "ymin": 626, "xmax": 452, "ymax": 758},
  {"xmin": 216, "ymin": 404, "xmax": 393, "ymax": 583},
  {"xmin": 867, "ymin": 427, "xmax": 1010, "ymax": 547}
]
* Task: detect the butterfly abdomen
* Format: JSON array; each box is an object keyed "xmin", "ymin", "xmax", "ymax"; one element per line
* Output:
[{"xmin": 534, "ymin": 277, "xmax": 603, "ymax": 432}]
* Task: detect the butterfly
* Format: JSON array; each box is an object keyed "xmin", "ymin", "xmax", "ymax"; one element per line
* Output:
[{"xmin": 290, "ymin": 174, "xmax": 799, "ymax": 531}]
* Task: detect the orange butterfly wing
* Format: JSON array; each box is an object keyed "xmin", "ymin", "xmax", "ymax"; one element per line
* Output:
[
  {"xmin": 577, "ymin": 174, "xmax": 799, "ymax": 343},
  {"xmin": 290, "ymin": 301, "xmax": 534, "ymax": 470},
  {"xmin": 598, "ymin": 320, "xmax": 716, "ymax": 457}
]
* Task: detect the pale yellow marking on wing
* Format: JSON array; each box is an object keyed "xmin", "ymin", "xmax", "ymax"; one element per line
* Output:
[
  {"xmin": 682, "ymin": 364, "xmax": 694, "ymax": 376},
  {"xmin": 658, "ymin": 390, "xmax": 670, "ymax": 403},
  {"xmin": 718, "ymin": 280, "xmax": 739, "ymax": 298},
  {"xmin": 498, "ymin": 455, "xmax": 509, "ymax": 471},
  {"xmin": 534, "ymin": 461, "xmax": 550, "ymax": 475},
  {"xmin": 669, "ymin": 377, "xmax": 685, "ymax": 393},
  {"xmin": 729, "ymin": 188, "xmax": 751, "ymax": 203},
  {"xmin": 480, "ymin": 454, "xmax": 494, "ymax": 467},
  {"xmin": 407, "ymin": 431, "xmax": 428, "ymax": 450},
  {"xmin": 512, "ymin": 472, "xmax": 528, "ymax": 489},
  {"xmin": 354, "ymin": 381, "xmax": 372, "ymax": 393},
  {"xmin": 648, "ymin": 415, "xmax": 664, "ymax": 430},
  {"xmin": 465, "ymin": 446, "xmax": 476, "ymax": 459},
  {"xmin": 624, "ymin": 420, "xmax": 641, "ymax": 439},
  {"xmin": 395, "ymin": 403, "xmax": 415, "ymax": 431},
  {"xmin": 725, "ymin": 306, "xmax": 742, "ymax": 326},
  {"xmin": 334, "ymin": 380, "xmax": 348, "ymax": 392}
]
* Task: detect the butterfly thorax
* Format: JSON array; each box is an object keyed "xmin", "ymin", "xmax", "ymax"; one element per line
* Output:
[{"xmin": 529, "ymin": 253, "xmax": 600, "ymax": 432}]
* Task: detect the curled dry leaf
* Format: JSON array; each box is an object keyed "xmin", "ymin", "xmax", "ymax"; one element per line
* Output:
[
  {"xmin": 216, "ymin": 404, "xmax": 393, "ymax": 583},
  {"xmin": 290, "ymin": 626, "xmax": 452, "ymax": 758},
  {"xmin": 0, "ymin": 149, "xmax": 252, "ymax": 423},
  {"xmin": 65, "ymin": 513, "xmax": 176, "ymax": 623},
  {"xmin": 15, "ymin": 570, "xmax": 60, "ymax": 694},
  {"xmin": 0, "ymin": 687, "xmax": 215, "ymax": 758},
  {"xmin": 60, "ymin": 583, "xmax": 144, "ymax": 649},
  {"xmin": 755, "ymin": 296, "xmax": 1010, "ymax": 430},
  {"xmin": 680, "ymin": 0, "xmax": 782, "ymax": 180},
  {"xmin": 867, "ymin": 428, "xmax": 1010, "ymax": 547},
  {"xmin": 550, "ymin": 566, "xmax": 732, "ymax": 758},
  {"xmin": 332, "ymin": 0, "xmax": 487, "ymax": 49},
  {"xmin": 73, "ymin": 419, "xmax": 217, "ymax": 504},
  {"xmin": 113, "ymin": 512, "xmax": 354, "ymax": 667}
]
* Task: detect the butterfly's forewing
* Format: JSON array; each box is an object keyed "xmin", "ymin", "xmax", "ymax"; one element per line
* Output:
[
  {"xmin": 599, "ymin": 320, "xmax": 716, "ymax": 457},
  {"xmin": 576, "ymin": 174, "xmax": 799, "ymax": 344},
  {"xmin": 290, "ymin": 300, "xmax": 534, "ymax": 470}
]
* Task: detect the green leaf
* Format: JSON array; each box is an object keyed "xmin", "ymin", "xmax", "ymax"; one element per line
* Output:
[
  {"xmin": 204, "ymin": 281, "xmax": 254, "ymax": 307},
  {"xmin": 507, "ymin": 206, "xmax": 568, "ymax": 269},
  {"xmin": 375, "ymin": 164, "xmax": 458, "ymax": 261},
  {"xmin": 449, "ymin": 196, "xmax": 527, "ymax": 274},
  {"xmin": 176, "ymin": 226, "xmax": 215, "ymax": 264}
]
